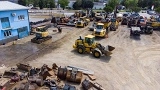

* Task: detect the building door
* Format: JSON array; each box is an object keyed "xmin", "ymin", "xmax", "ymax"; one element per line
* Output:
[
  {"xmin": 17, "ymin": 26, "xmax": 29, "ymax": 39},
  {"xmin": 1, "ymin": 17, "xmax": 11, "ymax": 29}
]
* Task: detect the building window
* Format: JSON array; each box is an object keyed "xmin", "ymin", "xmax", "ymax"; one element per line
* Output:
[
  {"xmin": 18, "ymin": 15, "xmax": 25, "ymax": 20},
  {"xmin": 18, "ymin": 26, "xmax": 27, "ymax": 32},
  {"xmin": 1, "ymin": 17, "xmax": 10, "ymax": 29},
  {"xmin": 4, "ymin": 30, "xmax": 12, "ymax": 37}
]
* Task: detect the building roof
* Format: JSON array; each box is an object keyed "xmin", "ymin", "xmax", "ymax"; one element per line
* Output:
[{"xmin": 0, "ymin": 1, "xmax": 29, "ymax": 11}]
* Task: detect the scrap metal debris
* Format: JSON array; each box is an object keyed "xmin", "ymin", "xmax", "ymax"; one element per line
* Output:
[{"xmin": 0, "ymin": 63, "xmax": 102, "ymax": 90}]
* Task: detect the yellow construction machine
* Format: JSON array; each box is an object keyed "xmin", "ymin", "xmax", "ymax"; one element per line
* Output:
[
  {"xmin": 110, "ymin": 18, "xmax": 119, "ymax": 31},
  {"xmin": 93, "ymin": 23, "xmax": 107, "ymax": 37},
  {"xmin": 81, "ymin": 16, "xmax": 90, "ymax": 24},
  {"xmin": 31, "ymin": 25, "xmax": 52, "ymax": 44},
  {"xmin": 74, "ymin": 11, "xmax": 84, "ymax": 18},
  {"xmin": 101, "ymin": 18, "xmax": 111, "ymax": 31},
  {"xmin": 73, "ymin": 35, "xmax": 115, "ymax": 58},
  {"xmin": 75, "ymin": 17, "xmax": 89, "ymax": 28},
  {"xmin": 147, "ymin": 16, "xmax": 160, "ymax": 29}
]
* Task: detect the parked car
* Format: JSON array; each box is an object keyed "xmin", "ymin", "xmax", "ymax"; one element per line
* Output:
[
  {"xmin": 129, "ymin": 13, "xmax": 140, "ymax": 18},
  {"xmin": 147, "ymin": 10, "xmax": 156, "ymax": 15}
]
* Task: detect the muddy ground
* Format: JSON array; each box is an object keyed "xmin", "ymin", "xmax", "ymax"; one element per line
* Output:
[{"xmin": 0, "ymin": 21, "xmax": 160, "ymax": 90}]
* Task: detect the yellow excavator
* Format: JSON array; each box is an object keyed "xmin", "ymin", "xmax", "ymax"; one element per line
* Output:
[
  {"xmin": 73, "ymin": 35, "xmax": 115, "ymax": 58},
  {"xmin": 31, "ymin": 25, "xmax": 52, "ymax": 44}
]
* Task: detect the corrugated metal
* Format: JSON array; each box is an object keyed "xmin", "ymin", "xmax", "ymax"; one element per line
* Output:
[{"xmin": 0, "ymin": 1, "xmax": 29, "ymax": 11}]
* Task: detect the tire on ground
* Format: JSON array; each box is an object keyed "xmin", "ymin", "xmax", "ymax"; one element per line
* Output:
[
  {"xmin": 77, "ymin": 46, "xmax": 85, "ymax": 54},
  {"xmin": 93, "ymin": 50, "xmax": 101, "ymax": 58}
]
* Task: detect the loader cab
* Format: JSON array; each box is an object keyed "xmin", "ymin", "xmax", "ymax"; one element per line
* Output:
[
  {"xmin": 96, "ymin": 23, "xmax": 104, "ymax": 29},
  {"xmin": 111, "ymin": 18, "xmax": 116, "ymax": 22},
  {"xmin": 36, "ymin": 26, "xmax": 47, "ymax": 32},
  {"xmin": 79, "ymin": 17, "xmax": 84, "ymax": 21},
  {"xmin": 36, "ymin": 26, "xmax": 49, "ymax": 38},
  {"xmin": 84, "ymin": 35, "xmax": 95, "ymax": 46}
]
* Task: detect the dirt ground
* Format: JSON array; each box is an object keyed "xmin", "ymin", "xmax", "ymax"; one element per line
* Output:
[{"xmin": 0, "ymin": 21, "xmax": 160, "ymax": 90}]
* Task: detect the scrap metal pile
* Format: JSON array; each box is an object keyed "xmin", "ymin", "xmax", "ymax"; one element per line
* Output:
[{"xmin": 0, "ymin": 63, "xmax": 105, "ymax": 90}]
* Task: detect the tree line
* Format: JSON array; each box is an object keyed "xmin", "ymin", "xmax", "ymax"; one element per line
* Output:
[
  {"xmin": 18, "ymin": 0, "xmax": 160, "ymax": 13},
  {"xmin": 18, "ymin": 0, "xmax": 69, "ymax": 10},
  {"xmin": 104, "ymin": 0, "xmax": 160, "ymax": 13}
]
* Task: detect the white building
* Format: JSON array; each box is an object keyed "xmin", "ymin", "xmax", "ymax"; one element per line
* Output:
[
  {"xmin": 68, "ymin": 0, "xmax": 76, "ymax": 9},
  {"xmin": 68, "ymin": 0, "xmax": 108, "ymax": 10},
  {"xmin": 93, "ymin": 2, "xmax": 106, "ymax": 10}
]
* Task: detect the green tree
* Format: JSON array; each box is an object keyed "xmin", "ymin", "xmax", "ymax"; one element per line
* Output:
[
  {"xmin": 93, "ymin": 0, "xmax": 99, "ymax": 2},
  {"xmin": 49, "ymin": 0, "xmax": 55, "ymax": 9},
  {"xmin": 155, "ymin": 7, "xmax": 160, "ymax": 13},
  {"xmin": 73, "ymin": 2, "xmax": 81, "ymax": 10},
  {"xmin": 18, "ymin": 0, "xmax": 26, "ymax": 6},
  {"xmin": 137, "ymin": 0, "xmax": 160, "ymax": 9},
  {"xmin": 58, "ymin": 0, "xmax": 69, "ymax": 10},
  {"xmin": 33, "ymin": 0, "xmax": 39, "ymax": 7},
  {"xmin": 131, "ymin": 7, "xmax": 141, "ymax": 13},
  {"xmin": 39, "ymin": 0, "xmax": 44, "ymax": 9},
  {"xmin": 76, "ymin": 0, "xmax": 82, "ymax": 7},
  {"xmin": 83, "ymin": 0, "xmax": 94, "ymax": 9},
  {"xmin": 107, "ymin": 0, "xmax": 119, "ymax": 9},
  {"xmin": 137, "ymin": 0, "xmax": 147, "ymax": 8},
  {"xmin": 124, "ymin": 0, "xmax": 138, "ymax": 9},
  {"xmin": 103, "ymin": 6, "xmax": 113, "ymax": 13}
]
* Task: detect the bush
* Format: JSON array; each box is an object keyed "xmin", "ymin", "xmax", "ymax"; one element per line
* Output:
[
  {"xmin": 103, "ymin": 6, "xmax": 113, "ymax": 13},
  {"xmin": 131, "ymin": 7, "xmax": 141, "ymax": 13},
  {"xmin": 155, "ymin": 7, "xmax": 160, "ymax": 14}
]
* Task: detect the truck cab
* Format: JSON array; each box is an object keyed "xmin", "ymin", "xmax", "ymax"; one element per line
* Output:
[
  {"xmin": 75, "ymin": 17, "xmax": 89, "ymax": 28},
  {"xmin": 93, "ymin": 23, "xmax": 106, "ymax": 37}
]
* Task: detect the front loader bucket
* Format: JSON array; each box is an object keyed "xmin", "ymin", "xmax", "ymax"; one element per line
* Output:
[
  {"xmin": 108, "ymin": 45, "xmax": 115, "ymax": 51},
  {"xmin": 105, "ymin": 51, "xmax": 112, "ymax": 56}
]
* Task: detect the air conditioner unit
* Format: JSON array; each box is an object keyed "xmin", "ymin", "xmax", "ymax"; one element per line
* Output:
[{"xmin": 11, "ymin": 13, "xmax": 16, "ymax": 17}]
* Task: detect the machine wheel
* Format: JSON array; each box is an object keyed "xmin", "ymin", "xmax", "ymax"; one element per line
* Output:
[
  {"xmin": 77, "ymin": 46, "xmax": 85, "ymax": 54},
  {"xmin": 93, "ymin": 50, "xmax": 101, "ymax": 58}
]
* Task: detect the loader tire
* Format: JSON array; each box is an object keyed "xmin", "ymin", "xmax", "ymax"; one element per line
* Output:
[
  {"xmin": 93, "ymin": 50, "xmax": 101, "ymax": 58},
  {"xmin": 77, "ymin": 46, "xmax": 85, "ymax": 54}
]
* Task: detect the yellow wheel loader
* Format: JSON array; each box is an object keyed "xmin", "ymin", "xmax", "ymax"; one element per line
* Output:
[
  {"xmin": 73, "ymin": 35, "xmax": 115, "ymax": 58},
  {"xmin": 93, "ymin": 23, "xmax": 107, "ymax": 38},
  {"xmin": 31, "ymin": 26, "xmax": 52, "ymax": 44}
]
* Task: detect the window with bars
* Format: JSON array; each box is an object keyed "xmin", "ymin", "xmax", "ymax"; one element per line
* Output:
[
  {"xmin": 4, "ymin": 30, "xmax": 12, "ymax": 37},
  {"xmin": 18, "ymin": 15, "xmax": 25, "ymax": 20},
  {"xmin": 18, "ymin": 26, "xmax": 27, "ymax": 32}
]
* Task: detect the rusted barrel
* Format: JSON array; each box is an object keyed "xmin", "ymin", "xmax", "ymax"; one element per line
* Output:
[
  {"xmin": 36, "ymin": 78, "xmax": 44, "ymax": 86},
  {"xmin": 66, "ymin": 70, "xmax": 83, "ymax": 83},
  {"xmin": 57, "ymin": 67, "xmax": 67, "ymax": 80}
]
